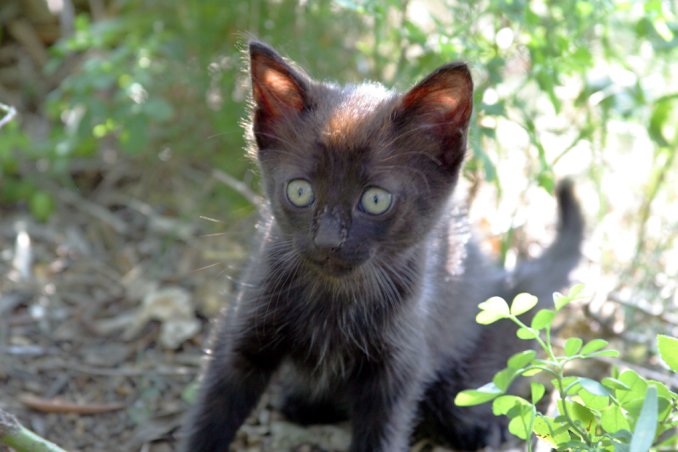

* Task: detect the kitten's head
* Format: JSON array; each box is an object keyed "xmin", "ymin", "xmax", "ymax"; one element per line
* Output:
[{"xmin": 248, "ymin": 42, "xmax": 472, "ymax": 278}]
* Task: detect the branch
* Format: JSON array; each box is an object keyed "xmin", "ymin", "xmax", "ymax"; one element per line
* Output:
[
  {"xmin": 211, "ymin": 169, "xmax": 262, "ymax": 206},
  {"xmin": 0, "ymin": 408, "xmax": 68, "ymax": 452},
  {"xmin": 0, "ymin": 102, "xmax": 17, "ymax": 129}
]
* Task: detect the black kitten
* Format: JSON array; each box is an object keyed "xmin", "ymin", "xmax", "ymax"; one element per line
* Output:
[{"xmin": 181, "ymin": 41, "xmax": 583, "ymax": 451}]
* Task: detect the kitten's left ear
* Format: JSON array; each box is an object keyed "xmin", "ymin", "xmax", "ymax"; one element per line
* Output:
[{"xmin": 393, "ymin": 63, "xmax": 473, "ymax": 171}]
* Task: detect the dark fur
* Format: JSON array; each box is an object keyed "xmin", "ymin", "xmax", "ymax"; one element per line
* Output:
[{"xmin": 180, "ymin": 42, "xmax": 584, "ymax": 451}]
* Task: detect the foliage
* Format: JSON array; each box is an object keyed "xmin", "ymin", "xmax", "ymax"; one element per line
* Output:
[
  {"xmin": 3, "ymin": 0, "xmax": 371, "ymax": 220},
  {"xmin": 4, "ymin": 0, "xmax": 678, "ymax": 224},
  {"xmin": 455, "ymin": 287, "xmax": 678, "ymax": 451}
]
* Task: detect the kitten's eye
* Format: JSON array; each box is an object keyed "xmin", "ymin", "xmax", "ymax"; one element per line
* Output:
[
  {"xmin": 360, "ymin": 187, "xmax": 393, "ymax": 215},
  {"xmin": 286, "ymin": 179, "xmax": 314, "ymax": 207}
]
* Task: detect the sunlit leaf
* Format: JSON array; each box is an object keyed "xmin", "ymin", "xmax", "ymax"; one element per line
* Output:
[
  {"xmin": 601, "ymin": 377, "xmax": 630, "ymax": 391},
  {"xmin": 454, "ymin": 382, "xmax": 503, "ymax": 406},
  {"xmin": 578, "ymin": 377, "xmax": 612, "ymax": 397},
  {"xmin": 510, "ymin": 293, "xmax": 539, "ymax": 316},
  {"xmin": 630, "ymin": 385, "xmax": 657, "ymax": 452},
  {"xmin": 581, "ymin": 338, "xmax": 609, "ymax": 355},
  {"xmin": 493, "ymin": 394, "xmax": 530, "ymax": 416},
  {"xmin": 533, "ymin": 415, "xmax": 571, "ymax": 446},
  {"xmin": 517, "ymin": 327, "xmax": 538, "ymax": 340},
  {"xmin": 531, "ymin": 309, "xmax": 555, "ymax": 331},
  {"xmin": 531, "ymin": 382, "xmax": 545, "ymax": 404},
  {"xmin": 601, "ymin": 404, "xmax": 631, "ymax": 434},
  {"xmin": 657, "ymin": 335, "xmax": 678, "ymax": 373},
  {"xmin": 564, "ymin": 337, "xmax": 583, "ymax": 357},
  {"xmin": 508, "ymin": 350, "xmax": 537, "ymax": 370},
  {"xmin": 476, "ymin": 297, "xmax": 510, "ymax": 324},
  {"xmin": 493, "ymin": 367, "xmax": 518, "ymax": 392}
]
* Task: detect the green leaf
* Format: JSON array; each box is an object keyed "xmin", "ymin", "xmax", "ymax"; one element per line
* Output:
[
  {"xmin": 476, "ymin": 297, "xmax": 510, "ymax": 324},
  {"xmin": 508, "ymin": 408, "xmax": 534, "ymax": 440},
  {"xmin": 553, "ymin": 292, "xmax": 570, "ymax": 311},
  {"xmin": 579, "ymin": 387, "xmax": 610, "ymax": 411},
  {"xmin": 516, "ymin": 327, "xmax": 538, "ymax": 340},
  {"xmin": 617, "ymin": 370, "xmax": 648, "ymax": 407},
  {"xmin": 601, "ymin": 377, "xmax": 631, "ymax": 391},
  {"xmin": 568, "ymin": 283, "xmax": 585, "ymax": 298},
  {"xmin": 531, "ymin": 382, "xmax": 545, "ymax": 404},
  {"xmin": 29, "ymin": 191, "xmax": 55, "ymax": 222},
  {"xmin": 581, "ymin": 338, "xmax": 609, "ymax": 355},
  {"xmin": 508, "ymin": 350, "xmax": 537, "ymax": 369},
  {"xmin": 630, "ymin": 385, "xmax": 658, "ymax": 452},
  {"xmin": 492, "ymin": 395, "xmax": 530, "ymax": 416},
  {"xmin": 553, "ymin": 284, "xmax": 586, "ymax": 311},
  {"xmin": 587, "ymin": 349, "xmax": 620, "ymax": 358},
  {"xmin": 578, "ymin": 377, "xmax": 612, "ymax": 397},
  {"xmin": 522, "ymin": 367, "xmax": 543, "ymax": 377},
  {"xmin": 533, "ymin": 415, "xmax": 571, "ymax": 446},
  {"xmin": 558, "ymin": 399, "xmax": 594, "ymax": 425},
  {"xmin": 601, "ymin": 404, "xmax": 631, "ymax": 434},
  {"xmin": 510, "ymin": 293, "xmax": 539, "ymax": 316},
  {"xmin": 564, "ymin": 337, "xmax": 583, "ymax": 357},
  {"xmin": 657, "ymin": 335, "xmax": 678, "ymax": 372},
  {"xmin": 454, "ymin": 382, "xmax": 503, "ymax": 406},
  {"xmin": 531, "ymin": 309, "xmax": 556, "ymax": 331},
  {"xmin": 493, "ymin": 367, "xmax": 518, "ymax": 392}
]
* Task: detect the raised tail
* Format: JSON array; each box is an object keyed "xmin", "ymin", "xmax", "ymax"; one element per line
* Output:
[{"xmin": 509, "ymin": 179, "xmax": 585, "ymax": 301}]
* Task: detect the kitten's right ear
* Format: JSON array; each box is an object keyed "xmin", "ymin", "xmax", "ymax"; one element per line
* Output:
[
  {"xmin": 249, "ymin": 42, "xmax": 309, "ymax": 135},
  {"xmin": 393, "ymin": 63, "xmax": 473, "ymax": 173}
]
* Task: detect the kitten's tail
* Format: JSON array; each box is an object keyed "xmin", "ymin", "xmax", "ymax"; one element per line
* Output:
[{"xmin": 509, "ymin": 179, "xmax": 584, "ymax": 301}]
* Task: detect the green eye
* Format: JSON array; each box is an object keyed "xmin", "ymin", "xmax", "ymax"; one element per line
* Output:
[
  {"xmin": 360, "ymin": 187, "xmax": 393, "ymax": 215},
  {"xmin": 286, "ymin": 179, "xmax": 314, "ymax": 207}
]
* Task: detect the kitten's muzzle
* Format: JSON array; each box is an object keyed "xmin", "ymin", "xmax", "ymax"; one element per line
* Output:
[{"xmin": 313, "ymin": 210, "xmax": 346, "ymax": 250}]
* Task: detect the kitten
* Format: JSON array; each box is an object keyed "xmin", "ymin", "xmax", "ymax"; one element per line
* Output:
[{"xmin": 180, "ymin": 41, "xmax": 583, "ymax": 451}]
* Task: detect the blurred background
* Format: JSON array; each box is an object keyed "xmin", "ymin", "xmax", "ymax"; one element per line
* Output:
[{"xmin": 1, "ymin": 0, "xmax": 677, "ymax": 450}]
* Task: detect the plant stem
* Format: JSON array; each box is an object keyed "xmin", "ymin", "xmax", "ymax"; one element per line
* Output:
[
  {"xmin": 0, "ymin": 409, "xmax": 68, "ymax": 452},
  {"xmin": 554, "ymin": 366, "xmax": 592, "ymax": 445},
  {"xmin": 509, "ymin": 315, "xmax": 592, "ymax": 445}
]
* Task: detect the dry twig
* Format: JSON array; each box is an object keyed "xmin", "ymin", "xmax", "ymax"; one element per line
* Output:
[
  {"xmin": 19, "ymin": 394, "xmax": 126, "ymax": 415},
  {"xmin": 0, "ymin": 102, "xmax": 17, "ymax": 129}
]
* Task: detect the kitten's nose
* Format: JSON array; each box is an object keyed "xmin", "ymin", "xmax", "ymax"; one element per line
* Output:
[{"xmin": 314, "ymin": 213, "xmax": 344, "ymax": 250}]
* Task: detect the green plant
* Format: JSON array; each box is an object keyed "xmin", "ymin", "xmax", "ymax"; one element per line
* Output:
[{"xmin": 455, "ymin": 286, "xmax": 678, "ymax": 451}]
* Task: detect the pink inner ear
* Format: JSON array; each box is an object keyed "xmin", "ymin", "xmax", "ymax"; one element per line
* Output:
[
  {"xmin": 404, "ymin": 85, "xmax": 472, "ymax": 127},
  {"xmin": 254, "ymin": 66, "xmax": 305, "ymax": 117}
]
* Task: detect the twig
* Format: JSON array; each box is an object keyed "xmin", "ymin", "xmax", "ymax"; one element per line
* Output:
[
  {"xmin": 0, "ymin": 102, "xmax": 17, "ymax": 129},
  {"xmin": 19, "ymin": 395, "xmax": 125, "ymax": 415},
  {"xmin": 211, "ymin": 169, "xmax": 262, "ymax": 206},
  {"xmin": 62, "ymin": 361, "xmax": 195, "ymax": 377},
  {"xmin": 0, "ymin": 408, "xmax": 68, "ymax": 452},
  {"xmin": 42, "ymin": 180, "xmax": 129, "ymax": 234}
]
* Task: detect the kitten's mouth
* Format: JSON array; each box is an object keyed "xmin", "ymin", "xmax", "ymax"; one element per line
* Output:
[{"xmin": 305, "ymin": 256, "xmax": 357, "ymax": 276}]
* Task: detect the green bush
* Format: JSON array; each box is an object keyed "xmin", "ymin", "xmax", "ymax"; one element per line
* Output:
[{"xmin": 456, "ymin": 287, "xmax": 678, "ymax": 451}]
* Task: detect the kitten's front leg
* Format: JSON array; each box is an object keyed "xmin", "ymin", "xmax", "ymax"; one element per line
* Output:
[
  {"xmin": 180, "ymin": 314, "xmax": 282, "ymax": 452},
  {"xmin": 349, "ymin": 362, "xmax": 424, "ymax": 452}
]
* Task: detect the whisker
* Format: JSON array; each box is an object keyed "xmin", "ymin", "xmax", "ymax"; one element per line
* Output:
[{"xmin": 190, "ymin": 262, "xmax": 226, "ymax": 274}]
